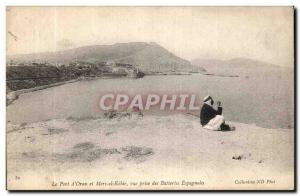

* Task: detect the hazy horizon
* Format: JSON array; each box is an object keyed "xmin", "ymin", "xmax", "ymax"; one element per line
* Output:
[{"xmin": 7, "ymin": 7, "xmax": 294, "ymax": 67}]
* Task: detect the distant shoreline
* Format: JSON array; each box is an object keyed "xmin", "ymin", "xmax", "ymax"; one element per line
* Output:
[
  {"xmin": 144, "ymin": 71, "xmax": 194, "ymax": 76},
  {"xmin": 145, "ymin": 71, "xmax": 241, "ymax": 78}
]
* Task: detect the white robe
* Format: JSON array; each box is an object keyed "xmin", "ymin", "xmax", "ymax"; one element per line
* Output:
[{"xmin": 203, "ymin": 115, "xmax": 225, "ymax": 131}]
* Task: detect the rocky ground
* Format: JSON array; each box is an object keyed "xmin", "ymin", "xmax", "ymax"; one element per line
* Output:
[{"xmin": 7, "ymin": 113, "xmax": 294, "ymax": 190}]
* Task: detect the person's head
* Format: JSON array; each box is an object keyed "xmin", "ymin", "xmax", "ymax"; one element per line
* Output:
[{"xmin": 203, "ymin": 95, "xmax": 214, "ymax": 105}]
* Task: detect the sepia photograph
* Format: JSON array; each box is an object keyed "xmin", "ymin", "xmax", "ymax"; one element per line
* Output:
[{"xmin": 6, "ymin": 6, "xmax": 294, "ymax": 190}]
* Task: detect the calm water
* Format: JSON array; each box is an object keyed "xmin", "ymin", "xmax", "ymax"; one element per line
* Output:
[{"xmin": 7, "ymin": 71, "xmax": 294, "ymax": 129}]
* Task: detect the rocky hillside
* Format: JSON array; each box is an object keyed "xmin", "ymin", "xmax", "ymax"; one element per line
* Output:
[
  {"xmin": 8, "ymin": 42, "xmax": 203, "ymax": 73},
  {"xmin": 7, "ymin": 62, "xmax": 144, "ymax": 91}
]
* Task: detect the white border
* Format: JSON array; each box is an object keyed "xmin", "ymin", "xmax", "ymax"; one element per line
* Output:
[
  {"xmin": 1, "ymin": 1, "xmax": 298, "ymax": 195},
  {"xmin": 0, "ymin": 0, "xmax": 297, "ymax": 6}
]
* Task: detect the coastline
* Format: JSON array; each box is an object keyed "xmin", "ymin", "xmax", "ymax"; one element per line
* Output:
[
  {"xmin": 6, "ymin": 73, "xmax": 193, "ymax": 106},
  {"xmin": 6, "ymin": 79, "xmax": 80, "ymax": 106},
  {"xmin": 6, "ymin": 75, "xmax": 142, "ymax": 106}
]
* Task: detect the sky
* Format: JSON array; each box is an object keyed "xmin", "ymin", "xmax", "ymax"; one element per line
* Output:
[{"xmin": 6, "ymin": 6, "xmax": 294, "ymax": 67}]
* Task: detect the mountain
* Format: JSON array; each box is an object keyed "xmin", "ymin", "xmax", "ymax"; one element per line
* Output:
[
  {"xmin": 191, "ymin": 58, "xmax": 293, "ymax": 77},
  {"xmin": 8, "ymin": 42, "xmax": 202, "ymax": 73},
  {"xmin": 192, "ymin": 57, "xmax": 282, "ymax": 68}
]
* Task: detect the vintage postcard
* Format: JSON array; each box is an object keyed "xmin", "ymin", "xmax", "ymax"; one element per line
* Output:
[{"xmin": 6, "ymin": 6, "xmax": 294, "ymax": 190}]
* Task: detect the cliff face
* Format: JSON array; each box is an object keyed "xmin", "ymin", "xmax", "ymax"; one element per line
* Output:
[{"xmin": 7, "ymin": 62, "xmax": 144, "ymax": 91}]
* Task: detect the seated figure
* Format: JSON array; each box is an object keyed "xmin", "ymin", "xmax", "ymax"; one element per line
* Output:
[{"xmin": 200, "ymin": 95, "xmax": 234, "ymax": 131}]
